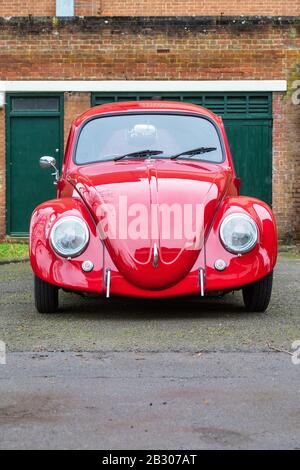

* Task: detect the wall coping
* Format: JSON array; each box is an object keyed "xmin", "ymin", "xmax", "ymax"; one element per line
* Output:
[
  {"xmin": 0, "ymin": 16, "xmax": 300, "ymax": 27},
  {"xmin": 0, "ymin": 80, "xmax": 287, "ymax": 94}
]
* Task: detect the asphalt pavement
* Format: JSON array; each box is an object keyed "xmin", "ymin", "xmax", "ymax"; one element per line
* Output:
[{"xmin": 0, "ymin": 256, "xmax": 299, "ymax": 449}]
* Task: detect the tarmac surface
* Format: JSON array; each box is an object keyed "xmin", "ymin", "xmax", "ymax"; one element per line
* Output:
[{"xmin": 0, "ymin": 257, "xmax": 299, "ymax": 449}]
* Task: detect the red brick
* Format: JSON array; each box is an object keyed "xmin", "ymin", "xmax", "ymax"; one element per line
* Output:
[{"xmin": 0, "ymin": 1, "xmax": 299, "ymax": 17}]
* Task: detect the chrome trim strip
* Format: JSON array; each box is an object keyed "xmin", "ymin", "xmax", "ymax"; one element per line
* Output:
[
  {"xmin": 199, "ymin": 267, "xmax": 205, "ymax": 297},
  {"xmin": 106, "ymin": 268, "xmax": 111, "ymax": 298},
  {"xmin": 153, "ymin": 243, "xmax": 159, "ymax": 268}
]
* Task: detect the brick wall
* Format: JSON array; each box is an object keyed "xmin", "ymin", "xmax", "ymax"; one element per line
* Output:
[
  {"xmin": 76, "ymin": 1, "xmax": 101, "ymax": 16},
  {"xmin": 64, "ymin": 92, "xmax": 91, "ymax": 147},
  {"xmin": 0, "ymin": 18, "xmax": 292, "ymax": 81},
  {"xmin": 0, "ymin": 1, "xmax": 100, "ymax": 17},
  {"xmin": 0, "ymin": 0, "xmax": 299, "ymax": 17},
  {"xmin": 273, "ymin": 90, "xmax": 300, "ymax": 243},
  {"xmin": 0, "ymin": 17, "xmax": 299, "ymax": 241},
  {"xmin": 102, "ymin": 1, "xmax": 300, "ymax": 17},
  {"xmin": 0, "ymin": 1, "xmax": 55, "ymax": 16}
]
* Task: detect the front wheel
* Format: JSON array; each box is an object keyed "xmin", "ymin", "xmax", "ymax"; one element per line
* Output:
[
  {"xmin": 242, "ymin": 272, "xmax": 273, "ymax": 312},
  {"xmin": 34, "ymin": 275, "xmax": 59, "ymax": 314}
]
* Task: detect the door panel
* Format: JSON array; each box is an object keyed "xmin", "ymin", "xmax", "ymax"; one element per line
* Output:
[
  {"xmin": 10, "ymin": 117, "xmax": 60, "ymax": 235},
  {"xmin": 225, "ymin": 120, "xmax": 272, "ymax": 205},
  {"xmin": 7, "ymin": 94, "xmax": 63, "ymax": 236}
]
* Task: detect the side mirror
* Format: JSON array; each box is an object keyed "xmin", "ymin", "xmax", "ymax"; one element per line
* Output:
[
  {"xmin": 39, "ymin": 156, "xmax": 59, "ymax": 185},
  {"xmin": 40, "ymin": 156, "xmax": 56, "ymax": 169}
]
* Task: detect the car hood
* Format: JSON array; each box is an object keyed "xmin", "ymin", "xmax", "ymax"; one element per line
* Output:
[{"xmin": 68, "ymin": 159, "xmax": 230, "ymax": 289}]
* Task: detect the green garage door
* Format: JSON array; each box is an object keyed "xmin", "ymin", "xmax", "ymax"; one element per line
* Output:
[
  {"xmin": 92, "ymin": 92, "xmax": 272, "ymax": 205},
  {"xmin": 6, "ymin": 94, "xmax": 64, "ymax": 236}
]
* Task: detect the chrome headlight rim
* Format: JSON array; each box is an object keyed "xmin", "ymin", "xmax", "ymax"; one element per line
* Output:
[
  {"xmin": 50, "ymin": 216, "xmax": 90, "ymax": 258},
  {"xmin": 220, "ymin": 213, "xmax": 258, "ymax": 254}
]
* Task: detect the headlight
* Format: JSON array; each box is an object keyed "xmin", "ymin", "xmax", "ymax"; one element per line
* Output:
[
  {"xmin": 220, "ymin": 213, "xmax": 258, "ymax": 254},
  {"xmin": 50, "ymin": 216, "xmax": 89, "ymax": 257}
]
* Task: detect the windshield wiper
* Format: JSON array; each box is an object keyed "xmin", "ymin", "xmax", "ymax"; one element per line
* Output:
[
  {"xmin": 114, "ymin": 150, "xmax": 164, "ymax": 161},
  {"xmin": 170, "ymin": 147, "xmax": 217, "ymax": 160}
]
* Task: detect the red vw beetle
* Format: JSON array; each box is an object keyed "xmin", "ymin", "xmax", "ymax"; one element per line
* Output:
[{"xmin": 30, "ymin": 101, "xmax": 277, "ymax": 313}]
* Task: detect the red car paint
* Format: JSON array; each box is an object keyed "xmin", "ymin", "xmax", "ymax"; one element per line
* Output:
[{"xmin": 30, "ymin": 101, "xmax": 277, "ymax": 298}]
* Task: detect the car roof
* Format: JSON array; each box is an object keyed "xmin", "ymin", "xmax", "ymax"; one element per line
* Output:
[{"xmin": 74, "ymin": 100, "xmax": 221, "ymax": 126}]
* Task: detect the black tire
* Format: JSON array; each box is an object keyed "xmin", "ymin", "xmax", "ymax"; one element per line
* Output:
[
  {"xmin": 34, "ymin": 275, "xmax": 59, "ymax": 314},
  {"xmin": 242, "ymin": 272, "xmax": 273, "ymax": 312}
]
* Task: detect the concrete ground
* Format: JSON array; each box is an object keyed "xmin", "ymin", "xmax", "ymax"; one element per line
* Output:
[{"xmin": 0, "ymin": 256, "xmax": 299, "ymax": 449}]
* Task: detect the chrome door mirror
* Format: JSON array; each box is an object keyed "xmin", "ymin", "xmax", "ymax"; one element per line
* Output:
[
  {"xmin": 40, "ymin": 156, "xmax": 56, "ymax": 169},
  {"xmin": 39, "ymin": 156, "xmax": 59, "ymax": 185}
]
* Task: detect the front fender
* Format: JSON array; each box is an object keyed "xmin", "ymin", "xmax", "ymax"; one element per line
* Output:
[
  {"xmin": 205, "ymin": 196, "xmax": 278, "ymax": 291},
  {"xmin": 29, "ymin": 198, "xmax": 104, "ymax": 293}
]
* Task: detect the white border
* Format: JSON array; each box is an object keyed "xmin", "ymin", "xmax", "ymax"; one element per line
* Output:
[{"xmin": 0, "ymin": 80, "xmax": 287, "ymax": 93}]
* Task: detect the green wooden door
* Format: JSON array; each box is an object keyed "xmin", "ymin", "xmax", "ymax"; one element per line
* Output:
[
  {"xmin": 6, "ymin": 94, "xmax": 63, "ymax": 236},
  {"xmin": 225, "ymin": 120, "xmax": 272, "ymax": 204},
  {"xmin": 92, "ymin": 92, "xmax": 272, "ymax": 205}
]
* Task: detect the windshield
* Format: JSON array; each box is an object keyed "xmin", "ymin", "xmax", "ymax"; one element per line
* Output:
[{"xmin": 75, "ymin": 113, "xmax": 224, "ymax": 164}]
